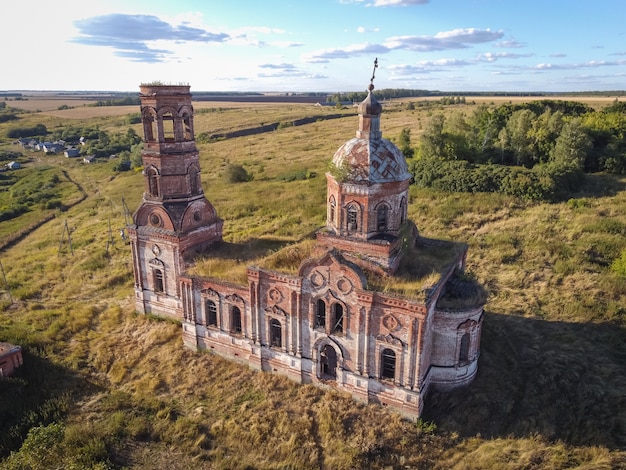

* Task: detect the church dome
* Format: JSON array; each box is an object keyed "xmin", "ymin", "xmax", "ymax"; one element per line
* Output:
[
  {"xmin": 331, "ymin": 82, "xmax": 411, "ymax": 184},
  {"xmin": 332, "ymin": 137, "xmax": 411, "ymax": 184}
]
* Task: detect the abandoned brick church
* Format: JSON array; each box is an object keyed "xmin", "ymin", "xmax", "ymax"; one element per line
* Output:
[{"xmin": 128, "ymin": 81, "xmax": 485, "ymax": 418}]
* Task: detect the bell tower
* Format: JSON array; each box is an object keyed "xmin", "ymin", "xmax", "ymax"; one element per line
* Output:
[{"xmin": 128, "ymin": 84, "xmax": 223, "ymax": 319}]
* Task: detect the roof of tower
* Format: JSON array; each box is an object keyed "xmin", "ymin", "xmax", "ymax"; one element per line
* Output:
[
  {"xmin": 331, "ymin": 83, "xmax": 410, "ymax": 184},
  {"xmin": 332, "ymin": 138, "xmax": 411, "ymax": 183},
  {"xmin": 357, "ymin": 83, "xmax": 383, "ymax": 117}
]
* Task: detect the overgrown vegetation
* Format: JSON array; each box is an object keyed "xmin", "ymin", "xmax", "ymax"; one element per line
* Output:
[
  {"xmin": 0, "ymin": 95, "xmax": 624, "ymax": 468},
  {"xmin": 6, "ymin": 124, "xmax": 47, "ymax": 139},
  {"xmin": 408, "ymin": 99, "xmax": 626, "ymax": 200}
]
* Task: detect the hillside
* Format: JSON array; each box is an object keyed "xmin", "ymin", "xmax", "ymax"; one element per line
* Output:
[{"xmin": 0, "ymin": 96, "xmax": 625, "ymax": 469}]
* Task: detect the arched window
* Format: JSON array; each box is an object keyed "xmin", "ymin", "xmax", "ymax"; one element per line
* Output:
[
  {"xmin": 182, "ymin": 112, "xmax": 193, "ymax": 140},
  {"xmin": 147, "ymin": 167, "xmax": 160, "ymax": 198},
  {"xmin": 206, "ymin": 300, "xmax": 217, "ymax": 327},
  {"xmin": 347, "ymin": 204, "xmax": 358, "ymax": 231},
  {"xmin": 377, "ymin": 204, "xmax": 388, "ymax": 231},
  {"xmin": 143, "ymin": 111, "xmax": 156, "ymax": 142},
  {"xmin": 231, "ymin": 306, "xmax": 242, "ymax": 334},
  {"xmin": 400, "ymin": 197, "xmax": 406, "ymax": 225},
  {"xmin": 329, "ymin": 196, "xmax": 336, "ymax": 224},
  {"xmin": 162, "ymin": 112, "xmax": 175, "ymax": 141},
  {"xmin": 315, "ymin": 299, "xmax": 326, "ymax": 330},
  {"xmin": 154, "ymin": 269, "xmax": 164, "ymax": 293},
  {"xmin": 270, "ymin": 319, "xmax": 282, "ymax": 348},
  {"xmin": 459, "ymin": 333, "xmax": 470, "ymax": 364},
  {"xmin": 381, "ymin": 348, "xmax": 396, "ymax": 380},
  {"xmin": 332, "ymin": 303, "xmax": 344, "ymax": 335}
]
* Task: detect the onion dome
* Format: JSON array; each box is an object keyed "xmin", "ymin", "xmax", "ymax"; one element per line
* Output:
[{"xmin": 331, "ymin": 84, "xmax": 411, "ymax": 184}]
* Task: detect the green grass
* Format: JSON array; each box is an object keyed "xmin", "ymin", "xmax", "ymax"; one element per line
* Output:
[{"xmin": 0, "ymin": 98, "xmax": 625, "ymax": 468}]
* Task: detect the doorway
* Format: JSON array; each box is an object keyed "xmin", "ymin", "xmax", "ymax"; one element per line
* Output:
[{"xmin": 320, "ymin": 344, "xmax": 337, "ymax": 380}]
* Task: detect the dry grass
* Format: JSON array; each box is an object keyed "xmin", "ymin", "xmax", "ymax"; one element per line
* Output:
[{"xmin": 1, "ymin": 97, "xmax": 625, "ymax": 468}]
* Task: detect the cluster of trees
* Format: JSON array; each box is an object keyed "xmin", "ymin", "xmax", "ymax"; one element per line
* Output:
[
  {"xmin": 325, "ymin": 88, "xmax": 581, "ymax": 105},
  {"xmin": 407, "ymin": 99, "xmax": 626, "ymax": 200},
  {"xmin": 80, "ymin": 128, "xmax": 142, "ymax": 159},
  {"xmin": 92, "ymin": 96, "xmax": 140, "ymax": 107},
  {"xmin": 327, "ymin": 88, "xmax": 435, "ymax": 104},
  {"xmin": 409, "ymin": 158, "xmax": 583, "ymax": 201},
  {"xmin": 50, "ymin": 125, "xmax": 99, "ymax": 143},
  {"xmin": 0, "ymin": 102, "xmax": 19, "ymax": 124},
  {"xmin": 6, "ymin": 124, "xmax": 47, "ymax": 139},
  {"xmin": 0, "ymin": 150, "xmax": 21, "ymax": 162},
  {"xmin": 438, "ymin": 96, "xmax": 467, "ymax": 106}
]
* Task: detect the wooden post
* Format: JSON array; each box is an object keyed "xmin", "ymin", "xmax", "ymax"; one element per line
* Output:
[{"xmin": 58, "ymin": 220, "xmax": 74, "ymax": 256}]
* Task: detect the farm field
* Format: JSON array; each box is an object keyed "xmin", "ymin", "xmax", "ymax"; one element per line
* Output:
[{"xmin": 0, "ymin": 93, "xmax": 625, "ymax": 469}]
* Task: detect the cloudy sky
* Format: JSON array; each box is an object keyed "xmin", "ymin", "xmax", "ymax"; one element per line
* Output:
[{"xmin": 3, "ymin": 0, "xmax": 625, "ymax": 92}]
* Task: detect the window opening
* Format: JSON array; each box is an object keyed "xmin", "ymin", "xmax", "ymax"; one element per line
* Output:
[
  {"xmin": 347, "ymin": 205, "xmax": 358, "ymax": 230},
  {"xmin": 377, "ymin": 205, "xmax": 388, "ymax": 231},
  {"xmin": 183, "ymin": 114, "xmax": 193, "ymax": 140},
  {"xmin": 148, "ymin": 168, "xmax": 159, "ymax": 197},
  {"xmin": 459, "ymin": 333, "xmax": 470, "ymax": 363},
  {"xmin": 270, "ymin": 319, "xmax": 282, "ymax": 348},
  {"xmin": 231, "ymin": 306, "xmax": 242, "ymax": 334},
  {"xmin": 154, "ymin": 269, "xmax": 164, "ymax": 293},
  {"xmin": 329, "ymin": 197, "xmax": 336, "ymax": 224},
  {"xmin": 332, "ymin": 303, "xmax": 344, "ymax": 334},
  {"xmin": 144, "ymin": 114, "xmax": 155, "ymax": 142},
  {"xmin": 315, "ymin": 299, "xmax": 326, "ymax": 330},
  {"xmin": 315, "ymin": 299, "xmax": 326, "ymax": 329},
  {"xmin": 206, "ymin": 300, "xmax": 217, "ymax": 327},
  {"xmin": 381, "ymin": 348, "xmax": 396, "ymax": 380},
  {"xmin": 162, "ymin": 112, "xmax": 175, "ymax": 141}
]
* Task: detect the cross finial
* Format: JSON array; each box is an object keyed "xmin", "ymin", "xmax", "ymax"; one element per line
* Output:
[{"xmin": 370, "ymin": 58, "xmax": 378, "ymax": 87}]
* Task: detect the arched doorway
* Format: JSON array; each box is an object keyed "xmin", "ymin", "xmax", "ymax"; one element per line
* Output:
[{"xmin": 320, "ymin": 344, "xmax": 337, "ymax": 380}]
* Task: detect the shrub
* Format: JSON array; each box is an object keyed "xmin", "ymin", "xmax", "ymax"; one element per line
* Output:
[
  {"xmin": 610, "ymin": 249, "xmax": 626, "ymax": 277},
  {"xmin": 278, "ymin": 169, "xmax": 316, "ymax": 182},
  {"xmin": 226, "ymin": 164, "xmax": 253, "ymax": 183},
  {"xmin": 409, "ymin": 158, "xmax": 583, "ymax": 201}
]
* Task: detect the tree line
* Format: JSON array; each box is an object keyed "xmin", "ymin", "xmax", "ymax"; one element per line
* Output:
[{"xmin": 405, "ymin": 99, "xmax": 626, "ymax": 200}]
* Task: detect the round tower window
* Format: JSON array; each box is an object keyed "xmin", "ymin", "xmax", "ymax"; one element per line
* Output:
[{"xmin": 150, "ymin": 213, "xmax": 162, "ymax": 227}]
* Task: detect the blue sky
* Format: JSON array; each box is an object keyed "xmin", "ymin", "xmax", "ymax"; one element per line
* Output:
[{"xmin": 3, "ymin": 0, "xmax": 625, "ymax": 92}]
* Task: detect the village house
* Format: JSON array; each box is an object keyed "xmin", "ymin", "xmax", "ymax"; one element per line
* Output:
[
  {"xmin": 64, "ymin": 148, "xmax": 81, "ymax": 158},
  {"xmin": 0, "ymin": 342, "xmax": 23, "ymax": 378},
  {"xmin": 128, "ymin": 82, "xmax": 485, "ymax": 418}
]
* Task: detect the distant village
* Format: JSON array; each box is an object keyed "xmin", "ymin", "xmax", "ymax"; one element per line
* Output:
[
  {"xmin": 16, "ymin": 137, "xmax": 94, "ymax": 163},
  {"xmin": 13, "ymin": 137, "xmax": 125, "ymax": 168}
]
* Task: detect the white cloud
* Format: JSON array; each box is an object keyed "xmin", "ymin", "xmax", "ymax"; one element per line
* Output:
[
  {"xmin": 477, "ymin": 52, "xmax": 533, "ymax": 62},
  {"xmin": 71, "ymin": 13, "xmax": 229, "ymax": 63},
  {"xmin": 386, "ymin": 28, "xmax": 504, "ymax": 51},
  {"xmin": 357, "ymin": 26, "xmax": 380, "ymax": 33},
  {"xmin": 303, "ymin": 43, "xmax": 391, "ymax": 63}
]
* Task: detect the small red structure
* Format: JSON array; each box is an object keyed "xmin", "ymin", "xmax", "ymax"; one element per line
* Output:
[{"xmin": 0, "ymin": 342, "xmax": 23, "ymax": 378}]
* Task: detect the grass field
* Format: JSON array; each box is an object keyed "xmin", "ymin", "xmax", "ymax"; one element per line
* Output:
[{"xmin": 0, "ymin": 93, "xmax": 624, "ymax": 469}]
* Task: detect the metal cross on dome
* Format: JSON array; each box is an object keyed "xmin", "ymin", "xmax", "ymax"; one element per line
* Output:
[{"xmin": 370, "ymin": 58, "xmax": 378, "ymax": 87}]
